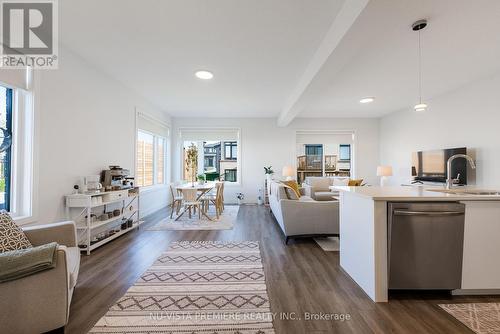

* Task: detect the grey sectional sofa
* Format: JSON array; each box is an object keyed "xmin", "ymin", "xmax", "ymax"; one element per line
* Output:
[{"xmin": 267, "ymin": 180, "xmax": 339, "ymax": 244}]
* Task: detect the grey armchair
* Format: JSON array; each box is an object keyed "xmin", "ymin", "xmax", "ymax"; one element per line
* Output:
[{"xmin": 0, "ymin": 221, "xmax": 80, "ymax": 333}]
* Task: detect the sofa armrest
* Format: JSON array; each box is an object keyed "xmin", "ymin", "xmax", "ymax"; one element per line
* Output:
[
  {"xmin": 0, "ymin": 247, "xmax": 71, "ymax": 332},
  {"xmin": 23, "ymin": 221, "xmax": 77, "ymax": 247}
]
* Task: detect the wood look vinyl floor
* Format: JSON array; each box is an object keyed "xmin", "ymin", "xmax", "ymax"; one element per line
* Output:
[{"xmin": 64, "ymin": 205, "xmax": 498, "ymax": 334}]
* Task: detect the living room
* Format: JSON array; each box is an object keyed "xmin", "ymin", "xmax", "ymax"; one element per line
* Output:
[{"xmin": 1, "ymin": 0, "xmax": 500, "ymax": 333}]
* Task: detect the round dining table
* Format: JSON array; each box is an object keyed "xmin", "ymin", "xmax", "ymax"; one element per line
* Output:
[{"xmin": 174, "ymin": 182, "xmax": 215, "ymax": 221}]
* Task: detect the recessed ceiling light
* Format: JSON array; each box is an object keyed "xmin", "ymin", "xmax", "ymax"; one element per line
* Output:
[
  {"xmin": 195, "ymin": 70, "xmax": 214, "ymax": 80},
  {"xmin": 360, "ymin": 97, "xmax": 375, "ymax": 104}
]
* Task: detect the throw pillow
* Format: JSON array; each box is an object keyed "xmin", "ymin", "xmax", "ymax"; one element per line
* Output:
[
  {"xmin": 281, "ymin": 180, "xmax": 301, "ymax": 198},
  {"xmin": 283, "ymin": 186, "xmax": 299, "ymax": 200},
  {"xmin": 348, "ymin": 179, "xmax": 364, "ymax": 186},
  {"xmin": 0, "ymin": 212, "xmax": 32, "ymax": 253},
  {"xmin": 332, "ymin": 177, "xmax": 349, "ymax": 186}
]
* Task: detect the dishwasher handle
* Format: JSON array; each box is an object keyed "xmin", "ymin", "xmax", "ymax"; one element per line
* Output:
[{"xmin": 393, "ymin": 210, "xmax": 464, "ymax": 217}]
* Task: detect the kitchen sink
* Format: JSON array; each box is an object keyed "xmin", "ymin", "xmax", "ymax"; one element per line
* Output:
[{"xmin": 427, "ymin": 189, "xmax": 500, "ymax": 196}]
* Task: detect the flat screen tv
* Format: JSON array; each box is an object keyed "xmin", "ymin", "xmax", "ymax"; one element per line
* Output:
[{"xmin": 411, "ymin": 147, "xmax": 467, "ymax": 184}]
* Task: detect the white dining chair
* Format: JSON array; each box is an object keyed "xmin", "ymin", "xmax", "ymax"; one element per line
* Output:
[
  {"xmin": 179, "ymin": 188, "xmax": 202, "ymax": 220},
  {"xmin": 169, "ymin": 183, "xmax": 183, "ymax": 218}
]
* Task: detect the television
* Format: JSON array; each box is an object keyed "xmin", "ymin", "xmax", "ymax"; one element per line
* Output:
[{"xmin": 411, "ymin": 147, "xmax": 467, "ymax": 184}]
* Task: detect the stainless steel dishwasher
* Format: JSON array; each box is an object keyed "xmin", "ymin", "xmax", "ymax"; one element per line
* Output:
[{"xmin": 388, "ymin": 202, "xmax": 465, "ymax": 290}]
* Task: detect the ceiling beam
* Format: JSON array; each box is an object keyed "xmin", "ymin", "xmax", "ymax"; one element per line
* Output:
[{"xmin": 277, "ymin": 0, "xmax": 370, "ymax": 127}]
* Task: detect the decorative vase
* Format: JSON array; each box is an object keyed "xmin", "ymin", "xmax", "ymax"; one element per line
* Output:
[{"xmin": 237, "ymin": 199, "xmax": 242, "ymax": 205}]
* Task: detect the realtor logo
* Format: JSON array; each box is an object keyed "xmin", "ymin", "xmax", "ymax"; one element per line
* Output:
[{"xmin": 0, "ymin": 0, "xmax": 58, "ymax": 69}]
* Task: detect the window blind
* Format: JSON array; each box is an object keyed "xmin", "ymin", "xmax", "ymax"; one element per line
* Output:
[
  {"xmin": 137, "ymin": 111, "xmax": 170, "ymax": 137},
  {"xmin": 0, "ymin": 67, "xmax": 31, "ymax": 90},
  {"xmin": 179, "ymin": 128, "xmax": 239, "ymax": 141}
]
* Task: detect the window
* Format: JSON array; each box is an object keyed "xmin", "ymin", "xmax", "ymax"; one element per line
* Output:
[
  {"xmin": 339, "ymin": 144, "xmax": 351, "ymax": 161},
  {"xmin": 0, "ymin": 86, "xmax": 13, "ymax": 211},
  {"xmin": 224, "ymin": 169, "xmax": 237, "ymax": 182},
  {"xmin": 305, "ymin": 144, "xmax": 323, "ymax": 156},
  {"xmin": 0, "ymin": 69, "xmax": 35, "ymax": 222},
  {"xmin": 224, "ymin": 141, "xmax": 237, "ymax": 160},
  {"xmin": 205, "ymin": 156, "xmax": 214, "ymax": 168},
  {"xmin": 183, "ymin": 140, "xmax": 239, "ymax": 183},
  {"xmin": 136, "ymin": 130, "xmax": 166, "ymax": 187},
  {"xmin": 156, "ymin": 137, "xmax": 165, "ymax": 184},
  {"xmin": 180, "ymin": 128, "xmax": 240, "ymax": 183}
]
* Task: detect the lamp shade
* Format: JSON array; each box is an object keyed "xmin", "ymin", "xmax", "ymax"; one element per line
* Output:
[
  {"xmin": 282, "ymin": 166, "xmax": 295, "ymax": 178},
  {"xmin": 376, "ymin": 166, "xmax": 393, "ymax": 177}
]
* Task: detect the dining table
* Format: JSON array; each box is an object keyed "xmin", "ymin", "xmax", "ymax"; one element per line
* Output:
[{"xmin": 174, "ymin": 182, "xmax": 215, "ymax": 221}]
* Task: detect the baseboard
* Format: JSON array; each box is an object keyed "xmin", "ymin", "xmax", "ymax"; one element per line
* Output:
[{"xmin": 452, "ymin": 289, "xmax": 500, "ymax": 296}]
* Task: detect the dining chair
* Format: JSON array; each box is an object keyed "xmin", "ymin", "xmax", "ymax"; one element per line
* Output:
[
  {"xmin": 179, "ymin": 188, "xmax": 202, "ymax": 219},
  {"xmin": 169, "ymin": 183, "xmax": 183, "ymax": 218},
  {"xmin": 202, "ymin": 182, "xmax": 224, "ymax": 219}
]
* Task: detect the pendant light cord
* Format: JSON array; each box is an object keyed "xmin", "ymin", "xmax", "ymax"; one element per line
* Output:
[{"xmin": 418, "ymin": 29, "xmax": 422, "ymax": 104}]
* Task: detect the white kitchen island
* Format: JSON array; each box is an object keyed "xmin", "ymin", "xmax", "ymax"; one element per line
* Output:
[{"xmin": 332, "ymin": 186, "xmax": 500, "ymax": 302}]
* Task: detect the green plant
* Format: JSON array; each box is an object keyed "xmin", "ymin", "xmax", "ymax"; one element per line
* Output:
[
  {"xmin": 0, "ymin": 179, "xmax": 5, "ymax": 193},
  {"xmin": 264, "ymin": 166, "xmax": 274, "ymax": 175},
  {"xmin": 185, "ymin": 143, "xmax": 198, "ymax": 185},
  {"xmin": 197, "ymin": 174, "xmax": 206, "ymax": 181}
]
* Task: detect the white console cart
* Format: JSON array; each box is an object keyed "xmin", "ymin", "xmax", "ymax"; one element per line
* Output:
[{"xmin": 65, "ymin": 188, "xmax": 141, "ymax": 255}]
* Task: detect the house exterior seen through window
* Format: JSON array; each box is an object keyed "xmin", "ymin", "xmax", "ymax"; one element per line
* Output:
[{"xmin": 184, "ymin": 140, "xmax": 238, "ymax": 182}]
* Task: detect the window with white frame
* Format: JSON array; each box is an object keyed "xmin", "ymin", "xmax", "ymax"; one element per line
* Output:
[
  {"xmin": 135, "ymin": 111, "xmax": 169, "ymax": 188},
  {"xmin": 179, "ymin": 128, "xmax": 240, "ymax": 184},
  {"xmin": 0, "ymin": 68, "xmax": 35, "ymax": 221}
]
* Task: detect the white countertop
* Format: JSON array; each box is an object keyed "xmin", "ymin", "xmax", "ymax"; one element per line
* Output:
[{"xmin": 330, "ymin": 186, "xmax": 500, "ymax": 201}]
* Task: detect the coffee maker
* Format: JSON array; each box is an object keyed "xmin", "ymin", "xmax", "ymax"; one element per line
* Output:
[{"xmin": 101, "ymin": 166, "xmax": 134, "ymax": 191}]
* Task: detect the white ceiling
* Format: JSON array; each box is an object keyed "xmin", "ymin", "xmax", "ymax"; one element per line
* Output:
[
  {"xmin": 60, "ymin": 0, "xmax": 500, "ymax": 120},
  {"xmin": 296, "ymin": 0, "xmax": 500, "ymax": 118},
  {"xmin": 59, "ymin": 0, "xmax": 344, "ymax": 118}
]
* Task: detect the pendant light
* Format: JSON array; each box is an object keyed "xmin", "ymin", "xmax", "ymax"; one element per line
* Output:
[{"xmin": 412, "ymin": 19, "xmax": 427, "ymax": 112}]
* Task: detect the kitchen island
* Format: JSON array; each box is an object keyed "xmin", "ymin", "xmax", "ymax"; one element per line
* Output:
[{"xmin": 332, "ymin": 186, "xmax": 500, "ymax": 302}]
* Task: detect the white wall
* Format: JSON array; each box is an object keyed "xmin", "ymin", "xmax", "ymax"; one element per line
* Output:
[
  {"xmin": 380, "ymin": 72, "xmax": 500, "ymax": 187},
  {"xmin": 172, "ymin": 117, "xmax": 380, "ymax": 203},
  {"xmin": 36, "ymin": 46, "xmax": 171, "ymax": 223}
]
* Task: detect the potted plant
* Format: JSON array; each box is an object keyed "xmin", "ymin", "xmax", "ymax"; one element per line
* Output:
[
  {"xmin": 186, "ymin": 143, "xmax": 198, "ymax": 187},
  {"xmin": 264, "ymin": 166, "xmax": 274, "ymax": 183},
  {"xmin": 197, "ymin": 174, "xmax": 206, "ymax": 185},
  {"xmin": 236, "ymin": 193, "xmax": 244, "ymax": 205}
]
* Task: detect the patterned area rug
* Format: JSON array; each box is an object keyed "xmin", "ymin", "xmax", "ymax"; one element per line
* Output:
[
  {"xmin": 90, "ymin": 241, "xmax": 275, "ymax": 333},
  {"xmin": 314, "ymin": 237, "xmax": 340, "ymax": 251},
  {"xmin": 146, "ymin": 205, "xmax": 238, "ymax": 231},
  {"xmin": 439, "ymin": 303, "xmax": 500, "ymax": 333}
]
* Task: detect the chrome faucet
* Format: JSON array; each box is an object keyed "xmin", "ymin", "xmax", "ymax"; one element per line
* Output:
[{"xmin": 446, "ymin": 154, "xmax": 476, "ymax": 189}]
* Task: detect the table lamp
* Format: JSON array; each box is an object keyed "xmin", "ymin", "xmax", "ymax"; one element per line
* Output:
[
  {"xmin": 282, "ymin": 166, "xmax": 295, "ymax": 181},
  {"xmin": 377, "ymin": 166, "xmax": 393, "ymax": 186}
]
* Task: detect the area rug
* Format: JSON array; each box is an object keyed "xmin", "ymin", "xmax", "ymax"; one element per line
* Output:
[
  {"xmin": 439, "ymin": 303, "xmax": 500, "ymax": 334},
  {"xmin": 89, "ymin": 241, "xmax": 275, "ymax": 333},
  {"xmin": 314, "ymin": 236, "xmax": 340, "ymax": 251},
  {"xmin": 146, "ymin": 205, "xmax": 238, "ymax": 231}
]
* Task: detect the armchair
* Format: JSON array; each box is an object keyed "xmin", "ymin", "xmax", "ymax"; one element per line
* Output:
[{"xmin": 0, "ymin": 221, "xmax": 80, "ymax": 333}]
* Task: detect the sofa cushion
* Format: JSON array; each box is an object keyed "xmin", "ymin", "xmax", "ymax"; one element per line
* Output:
[
  {"xmin": 306, "ymin": 177, "xmax": 331, "ymax": 190},
  {"xmin": 65, "ymin": 247, "xmax": 80, "ymax": 289},
  {"xmin": 315, "ymin": 191, "xmax": 336, "ymax": 201},
  {"xmin": 298, "ymin": 196, "xmax": 314, "ymax": 202},
  {"xmin": 0, "ymin": 212, "xmax": 32, "ymax": 253}
]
